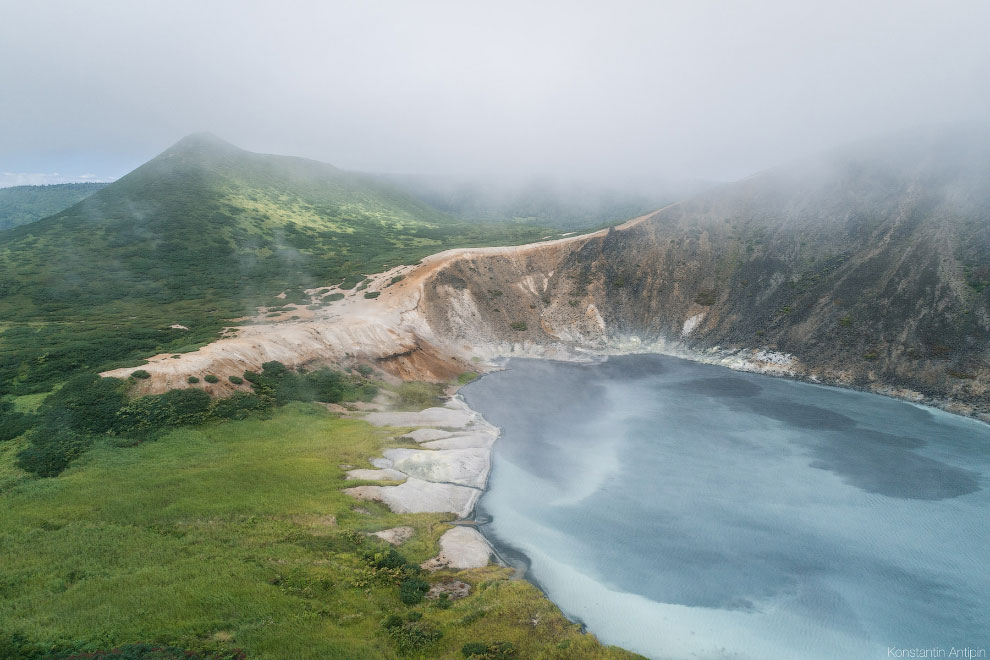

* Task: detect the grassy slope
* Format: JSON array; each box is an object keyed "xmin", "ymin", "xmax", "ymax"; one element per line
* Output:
[
  {"xmin": 0, "ymin": 134, "xmax": 568, "ymax": 395},
  {"xmin": 0, "ymin": 403, "xmax": 639, "ymax": 660},
  {"xmin": 0, "ymin": 183, "xmax": 108, "ymax": 231}
]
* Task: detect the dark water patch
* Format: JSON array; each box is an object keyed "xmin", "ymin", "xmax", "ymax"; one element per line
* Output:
[
  {"xmin": 805, "ymin": 430, "xmax": 980, "ymax": 499},
  {"xmin": 736, "ymin": 397, "xmax": 858, "ymax": 430}
]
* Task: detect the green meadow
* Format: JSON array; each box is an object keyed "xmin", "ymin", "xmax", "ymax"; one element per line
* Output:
[{"xmin": 0, "ymin": 403, "xmax": 640, "ymax": 659}]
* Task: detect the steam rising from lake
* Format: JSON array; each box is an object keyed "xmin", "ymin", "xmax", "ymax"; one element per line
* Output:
[{"xmin": 463, "ymin": 356, "xmax": 990, "ymax": 660}]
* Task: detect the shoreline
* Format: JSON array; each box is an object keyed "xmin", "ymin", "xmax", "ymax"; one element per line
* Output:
[
  {"xmin": 342, "ymin": 394, "xmax": 503, "ymax": 570},
  {"xmin": 347, "ymin": 348, "xmax": 990, "ymax": 586},
  {"xmin": 441, "ymin": 353, "xmax": 990, "ymax": 660}
]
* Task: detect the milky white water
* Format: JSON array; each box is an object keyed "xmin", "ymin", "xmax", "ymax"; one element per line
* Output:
[{"xmin": 462, "ymin": 355, "xmax": 990, "ymax": 660}]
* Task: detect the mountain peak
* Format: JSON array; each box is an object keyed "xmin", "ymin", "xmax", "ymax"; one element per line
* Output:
[{"xmin": 161, "ymin": 132, "xmax": 244, "ymax": 160}]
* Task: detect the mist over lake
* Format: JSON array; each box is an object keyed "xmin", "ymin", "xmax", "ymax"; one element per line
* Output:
[{"xmin": 462, "ymin": 355, "xmax": 990, "ymax": 660}]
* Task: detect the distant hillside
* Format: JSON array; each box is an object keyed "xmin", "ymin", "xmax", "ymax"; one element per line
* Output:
[
  {"xmin": 418, "ymin": 124, "xmax": 990, "ymax": 415},
  {"xmin": 380, "ymin": 174, "xmax": 710, "ymax": 230},
  {"xmin": 0, "ymin": 134, "xmax": 566, "ymax": 394},
  {"xmin": 0, "ymin": 182, "xmax": 108, "ymax": 230}
]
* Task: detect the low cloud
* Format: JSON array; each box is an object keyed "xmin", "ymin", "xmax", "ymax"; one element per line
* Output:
[{"xmin": 1, "ymin": 1, "xmax": 989, "ymax": 182}]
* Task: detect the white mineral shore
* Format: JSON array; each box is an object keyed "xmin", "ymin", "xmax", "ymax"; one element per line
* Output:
[
  {"xmin": 364, "ymin": 405, "xmax": 475, "ymax": 429},
  {"xmin": 345, "ymin": 477, "xmax": 480, "ymax": 517},
  {"xmin": 345, "ymin": 468, "xmax": 406, "ymax": 481},
  {"xmin": 343, "ymin": 397, "xmax": 497, "ymax": 569},
  {"xmin": 402, "ymin": 428, "xmax": 454, "ymax": 443},
  {"xmin": 383, "ymin": 447, "xmax": 489, "ymax": 489},
  {"xmin": 420, "ymin": 526, "xmax": 493, "ymax": 571}
]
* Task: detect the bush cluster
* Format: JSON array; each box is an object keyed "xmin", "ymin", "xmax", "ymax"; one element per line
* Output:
[
  {"xmin": 15, "ymin": 361, "xmax": 379, "ymax": 477},
  {"xmin": 244, "ymin": 361, "xmax": 378, "ymax": 406},
  {"xmin": 0, "ymin": 400, "xmax": 34, "ymax": 442},
  {"xmin": 382, "ymin": 613, "xmax": 442, "ymax": 654},
  {"xmin": 362, "ymin": 547, "xmax": 433, "ymax": 606},
  {"xmin": 399, "ymin": 576, "xmax": 430, "ymax": 605}
]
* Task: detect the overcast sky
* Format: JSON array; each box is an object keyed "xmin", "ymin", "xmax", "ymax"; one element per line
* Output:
[{"xmin": 2, "ymin": 0, "xmax": 989, "ymax": 187}]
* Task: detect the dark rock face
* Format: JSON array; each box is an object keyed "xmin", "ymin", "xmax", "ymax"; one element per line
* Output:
[{"xmin": 424, "ymin": 126, "xmax": 990, "ymax": 417}]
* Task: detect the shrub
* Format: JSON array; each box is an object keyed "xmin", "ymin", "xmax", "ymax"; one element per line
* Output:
[
  {"xmin": 261, "ymin": 361, "xmax": 288, "ymax": 377},
  {"xmin": 115, "ymin": 388, "xmax": 212, "ymax": 433},
  {"xmin": 385, "ymin": 621, "xmax": 442, "ymax": 653},
  {"xmin": 382, "ymin": 614, "xmax": 404, "ymax": 630},
  {"xmin": 16, "ymin": 426, "xmax": 92, "ymax": 477},
  {"xmin": 187, "ymin": 376, "xmax": 200, "ymax": 384},
  {"xmin": 509, "ymin": 321, "xmax": 527, "ymax": 331},
  {"xmin": 204, "ymin": 374, "xmax": 219, "ymax": 383},
  {"xmin": 399, "ymin": 576, "xmax": 430, "ymax": 604},
  {"xmin": 228, "ymin": 375, "xmax": 244, "ymax": 385},
  {"xmin": 326, "ymin": 292, "xmax": 345, "ymax": 302},
  {"xmin": 356, "ymin": 364, "xmax": 374, "ymax": 377},
  {"xmin": 243, "ymin": 361, "xmax": 379, "ymax": 406},
  {"xmin": 0, "ymin": 401, "xmax": 34, "ymax": 442},
  {"xmin": 15, "ymin": 374, "xmax": 126, "ymax": 475},
  {"xmin": 456, "ymin": 372, "xmax": 478, "ymax": 385},
  {"xmin": 0, "ymin": 631, "xmax": 43, "ymax": 659},
  {"xmin": 130, "ymin": 369, "xmax": 151, "ymax": 379},
  {"xmin": 364, "ymin": 547, "xmax": 407, "ymax": 571},
  {"xmin": 211, "ymin": 392, "xmax": 270, "ymax": 420},
  {"xmin": 38, "ymin": 374, "xmax": 127, "ymax": 435},
  {"xmin": 364, "ymin": 291, "xmax": 380, "ymax": 299}
]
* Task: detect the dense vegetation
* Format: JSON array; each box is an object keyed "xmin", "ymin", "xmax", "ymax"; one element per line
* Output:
[
  {"xmin": 0, "ymin": 135, "xmax": 651, "ymax": 659},
  {"xmin": 0, "ymin": 134, "xmax": 573, "ymax": 395},
  {"xmin": 0, "ymin": 182, "xmax": 107, "ymax": 231},
  {"xmin": 8, "ymin": 361, "xmax": 377, "ymax": 478},
  {"xmin": 0, "ymin": 403, "xmax": 639, "ymax": 659}
]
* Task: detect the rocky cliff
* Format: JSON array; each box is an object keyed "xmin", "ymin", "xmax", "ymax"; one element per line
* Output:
[{"xmin": 106, "ymin": 126, "xmax": 990, "ymax": 420}]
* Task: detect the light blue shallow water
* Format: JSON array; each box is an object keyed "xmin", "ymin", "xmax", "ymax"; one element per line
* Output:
[{"xmin": 462, "ymin": 355, "xmax": 990, "ymax": 660}]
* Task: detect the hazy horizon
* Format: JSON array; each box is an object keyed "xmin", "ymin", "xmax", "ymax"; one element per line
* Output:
[{"xmin": 3, "ymin": 1, "xmax": 989, "ymax": 188}]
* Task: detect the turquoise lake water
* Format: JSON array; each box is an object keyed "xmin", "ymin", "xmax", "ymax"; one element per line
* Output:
[{"xmin": 462, "ymin": 355, "xmax": 990, "ymax": 660}]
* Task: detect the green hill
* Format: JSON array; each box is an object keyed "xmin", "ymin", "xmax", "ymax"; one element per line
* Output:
[
  {"xmin": 0, "ymin": 134, "xmax": 562, "ymax": 394},
  {"xmin": 0, "ymin": 182, "xmax": 108, "ymax": 230}
]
